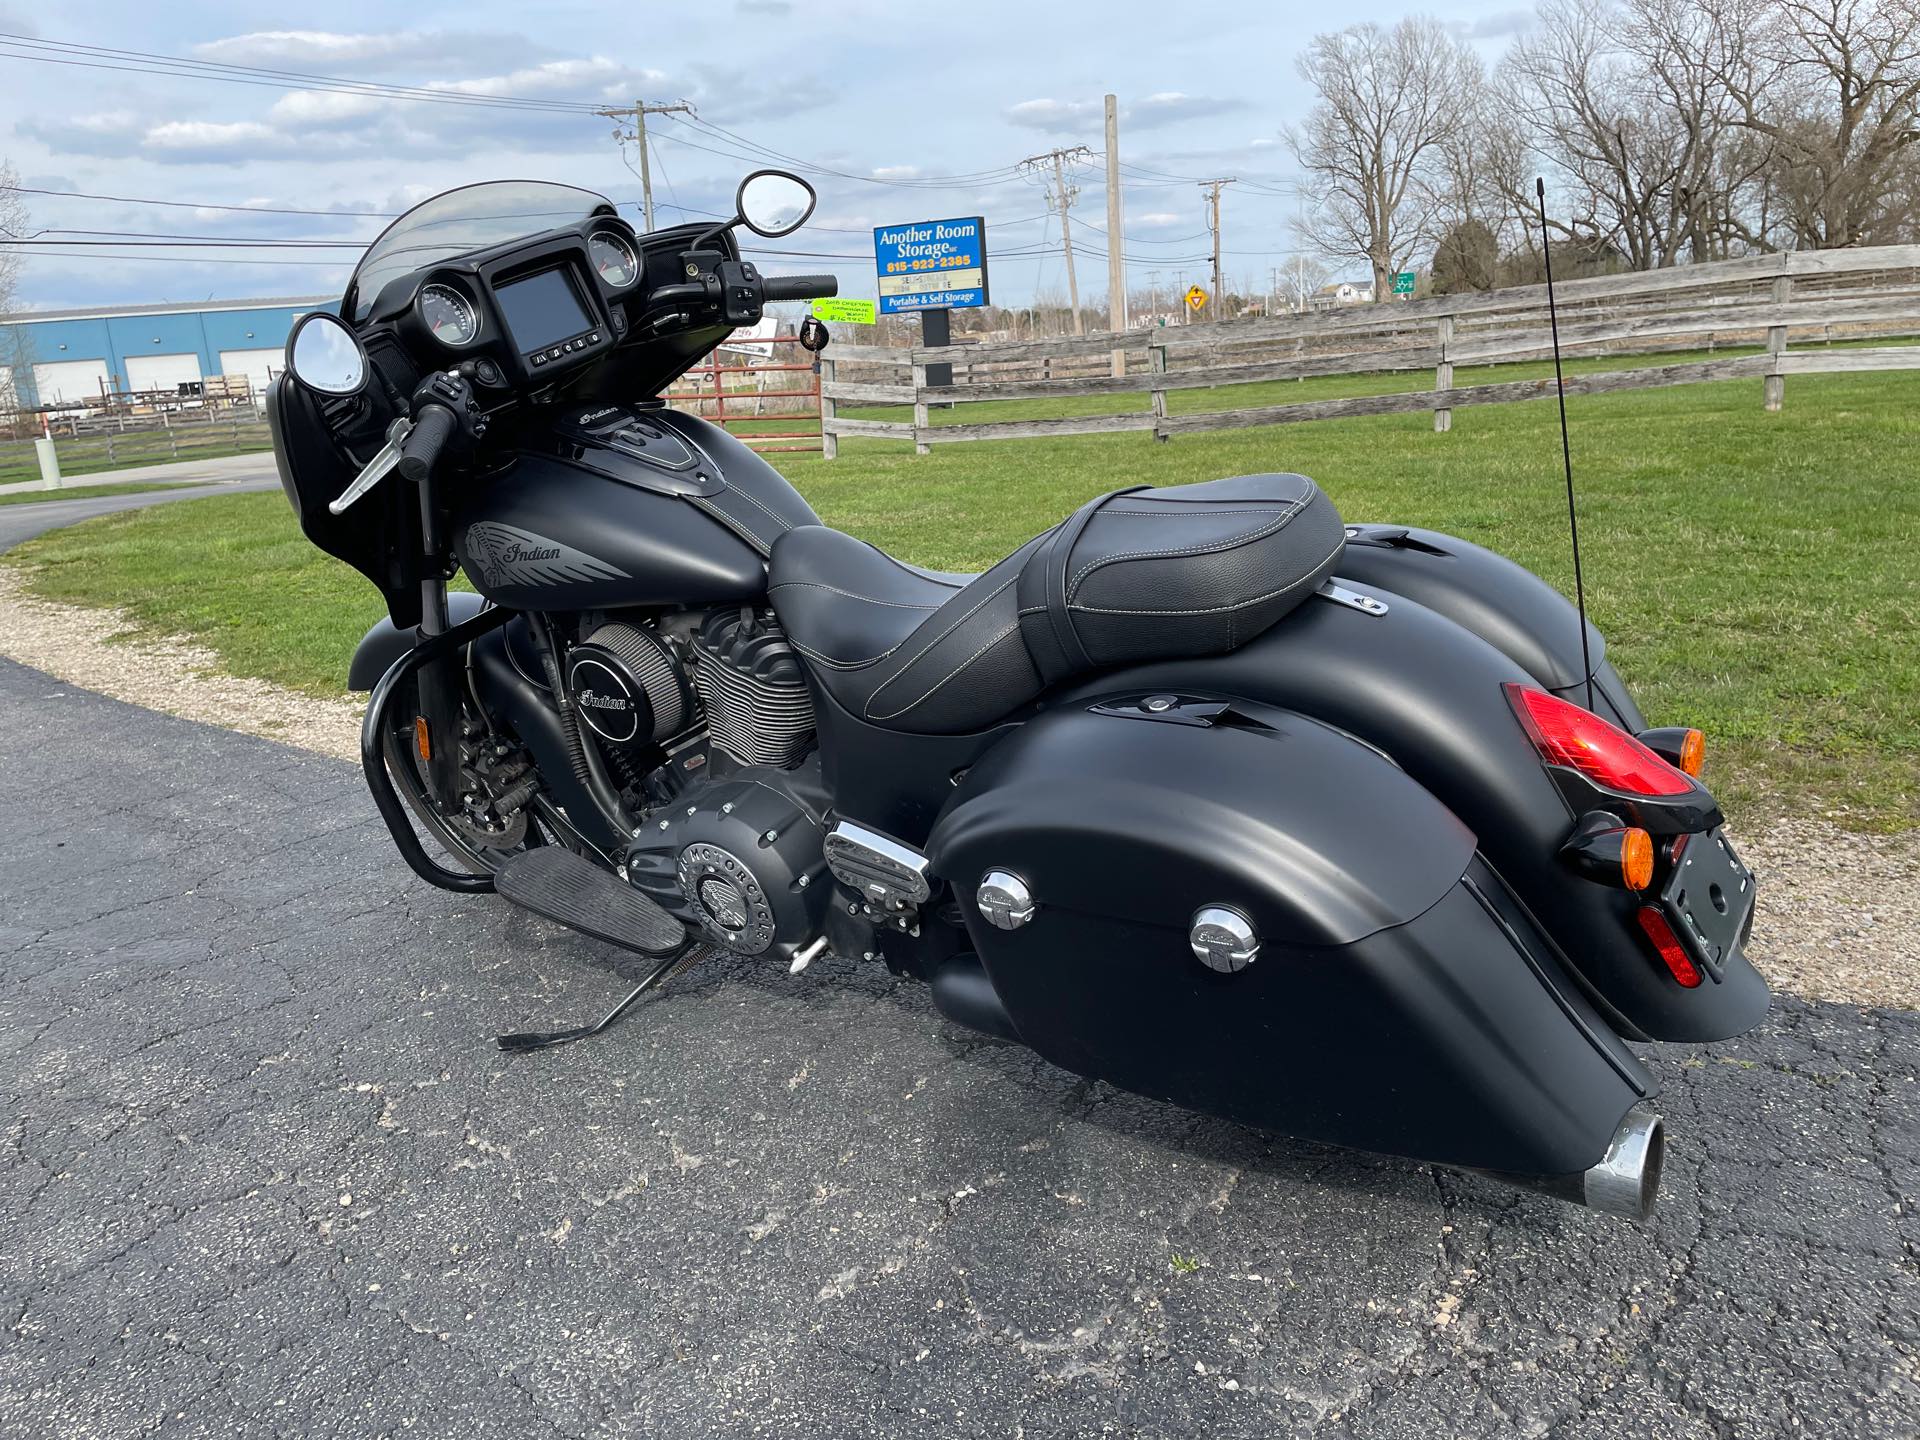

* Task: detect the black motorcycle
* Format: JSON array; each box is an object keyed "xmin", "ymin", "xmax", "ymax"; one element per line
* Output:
[{"xmin": 270, "ymin": 169, "xmax": 1764, "ymax": 1221}]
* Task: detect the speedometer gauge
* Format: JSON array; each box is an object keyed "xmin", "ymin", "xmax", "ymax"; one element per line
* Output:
[
  {"xmin": 589, "ymin": 231, "xmax": 639, "ymax": 288},
  {"xmin": 420, "ymin": 283, "xmax": 478, "ymax": 346}
]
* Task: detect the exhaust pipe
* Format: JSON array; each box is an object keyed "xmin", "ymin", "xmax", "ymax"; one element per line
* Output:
[
  {"xmin": 1488, "ymin": 1104, "xmax": 1667, "ymax": 1221},
  {"xmin": 1580, "ymin": 1104, "xmax": 1665, "ymax": 1221}
]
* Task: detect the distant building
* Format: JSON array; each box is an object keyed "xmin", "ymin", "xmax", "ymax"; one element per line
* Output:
[
  {"xmin": 0, "ymin": 295, "xmax": 335, "ymax": 412},
  {"xmin": 1310, "ymin": 280, "xmax": 1375, "ymax": 309}
]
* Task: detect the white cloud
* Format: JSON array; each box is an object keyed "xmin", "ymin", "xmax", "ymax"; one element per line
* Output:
[
  {"xmin": 871, "ymin": 164, "xmax": 920, "ymax": 180},
  {"xmin": 269, "ymin": 90, "xmax": 388, "ymax": 125},
  {"xmin": 143, "ymin": 121, "xmax": 288, "ymax": 155},
  {"xmin": 431, "ymin": 56, "xmax": 662, "ymax": 102},
  {"xmin": 1007, "ymin": 92, "xmax": 1246, "ymax": 134},
  {"xmin": 1005, "ymin": 98, "xmax": 1103, "ymax": 132},
  {"xmin": 1130, "ymin": 211, "xmax": 1184, "ymax": 228}
]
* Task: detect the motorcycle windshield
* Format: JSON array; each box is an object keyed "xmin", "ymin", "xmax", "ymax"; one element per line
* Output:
[{"xmin": 346, "ymin": 180, "xmax": 613, "ymax": 320}]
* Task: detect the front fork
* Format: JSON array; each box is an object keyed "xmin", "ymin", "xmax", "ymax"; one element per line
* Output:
[{"xmin": 412, "ymin": 467, "xmax": 466, "ymax": 812}]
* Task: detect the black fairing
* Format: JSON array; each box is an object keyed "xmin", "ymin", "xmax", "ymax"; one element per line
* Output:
[
  {"xmin": 268, "ymin": 376, "xmax": 428, "ymax": 627},
  {"xmin": 450, "ymin": 413, "xmax": 818, "ymax": 610},
  {"xmin": 927, "ymin": 698, "xmax": 1655, "ymax": 1177}
]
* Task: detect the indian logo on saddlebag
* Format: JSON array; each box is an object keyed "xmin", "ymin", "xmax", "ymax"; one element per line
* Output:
[{"xmin": 463, "ymin": 522, "xmax": 630, "ymax": 589}]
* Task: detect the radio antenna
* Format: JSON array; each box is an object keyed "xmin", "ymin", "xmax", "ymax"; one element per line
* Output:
[{"xmin": 1535, "ymin": 177, "xmax": 1595, "ymax": 712}]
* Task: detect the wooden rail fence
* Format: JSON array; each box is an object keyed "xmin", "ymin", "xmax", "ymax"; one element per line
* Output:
[{"xmin": 818, "ymin": 244, "xmax": 1920, "ymax": 456}]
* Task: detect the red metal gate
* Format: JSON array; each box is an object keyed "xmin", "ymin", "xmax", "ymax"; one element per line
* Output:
[{"xmin": 668, "ymin": 335, "xmax": 822, "ymax": 453}]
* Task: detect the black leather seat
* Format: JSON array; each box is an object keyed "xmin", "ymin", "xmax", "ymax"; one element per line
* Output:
[{"xmin": 767, "ymin": 473, "xmax": 1345, "ymax": 735}]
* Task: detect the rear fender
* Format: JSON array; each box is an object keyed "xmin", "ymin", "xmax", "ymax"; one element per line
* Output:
[
  {"xmin": 1060, "ymin": 585, "xmax": 1769, "ymax": 1043},
  {"xmin": 1338, "ymin": 525, "xmax": 1646, "ymax": 730}
]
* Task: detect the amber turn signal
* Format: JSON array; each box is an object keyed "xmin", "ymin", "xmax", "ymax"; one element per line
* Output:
[
  {"xmin": 1637, "ymin": 726, "xmax": 1706, "ymax": 778},
  {"xmin": 1562, "ymin": 811, "xmax": 1656, "ymax": 892},
  {"xmin": 414, "ymin": 715, "xmax": 432, "ymax": 763}
]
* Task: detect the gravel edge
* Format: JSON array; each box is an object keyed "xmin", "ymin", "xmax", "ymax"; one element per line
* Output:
[{"xmin": 1, "ymin": 563, "xmax": 1913, "ymax": 1009}]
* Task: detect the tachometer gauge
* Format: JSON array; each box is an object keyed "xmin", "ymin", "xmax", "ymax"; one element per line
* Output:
[
  {"xmin": 420, "ymin": 283, "xmax": 478, "ymax": 346},
  {"xmin": 589, "ymin": 230, "xmax": 639, "ymax": 288}
]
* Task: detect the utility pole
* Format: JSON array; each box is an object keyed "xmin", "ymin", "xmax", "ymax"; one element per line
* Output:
[
  {"xmin": 1103, "ymin": 95, "xmax": 1126, "ymax": 373},
  {"xmin": 1198, "ymin": 178, "xmax": 1235, "ymax": 321},
  {"xmin": 596, "ymin": 97, "xmax": 695, "ymax": 233},
  {"xmin": 1021, "ymin": 144, "xmax": 1091, "ymax": 336}
]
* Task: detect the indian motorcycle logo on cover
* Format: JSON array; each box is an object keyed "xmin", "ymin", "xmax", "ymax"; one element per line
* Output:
[{"xmin": 463, "ymin": 522, "xmax": 631, "ymax": 589}]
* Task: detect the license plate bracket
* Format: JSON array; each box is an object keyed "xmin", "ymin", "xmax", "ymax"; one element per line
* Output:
[{"xmin": 1659, "ymin": 827, "xmax": 1754, "ymax": 982}]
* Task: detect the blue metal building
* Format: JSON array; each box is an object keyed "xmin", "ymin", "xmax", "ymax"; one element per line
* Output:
[{"xmin": 0, "ymin": 295, "xmax": 336, "ymax": 410}]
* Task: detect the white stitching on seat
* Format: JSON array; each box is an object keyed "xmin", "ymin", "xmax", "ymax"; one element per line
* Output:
[
  {"xmin": 867, "ymin": 622, "xmax": 1023, "ymax": 721},
  {"xmin": 864, "ymin": 570, "xmax": 1021, "ymax": 710},
  {"xmin": 1066, "ymin": 500, "xmax": 1305, "ymax": 599},
  {"xmin": 1066, "ymin": 540, "xmax": 1343, "ymax": 616},
  {"xmin": 788, "ymin": 636, "xmax": 904, "ymax": 670}
]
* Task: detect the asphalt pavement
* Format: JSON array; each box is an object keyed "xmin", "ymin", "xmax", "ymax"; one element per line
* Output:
[{"xmin": 0, "ymin": 655, "xmax": 1915, "ymax": 1439}]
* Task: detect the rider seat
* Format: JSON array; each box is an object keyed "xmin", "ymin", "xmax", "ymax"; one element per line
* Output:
[{"xmin": 767, "ymin": 473, "xmax": 1345, "ymax": 735}]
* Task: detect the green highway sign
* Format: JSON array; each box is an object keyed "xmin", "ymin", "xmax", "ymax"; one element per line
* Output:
[
  {"xmin": 1391, "ymin": 271, "xmax": 1417, "ymax": 296},
  {"xmin": 811, "ymin": 297, "xmax": 878, "ymax": 324}
]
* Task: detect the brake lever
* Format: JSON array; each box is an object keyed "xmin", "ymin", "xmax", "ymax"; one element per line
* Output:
[{"xmin": 328, "ymin": 416, "xmax": 413, "ymax": 515}]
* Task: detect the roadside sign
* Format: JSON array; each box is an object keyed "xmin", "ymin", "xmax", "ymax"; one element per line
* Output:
[
  {"xmin": 1184, "ymin": 284, "xmax": 1208, "ymax": 310},
  {"xmin": 1392, "ymin": 271, "xmax": 1417, "ymax": 296},
  {"xmin": 811, "ymin": 297, "xmax": 878, "ymax": 325},
  {"xmin": 720, "ymin": 314, "xmax": 779, "ymax": 358},
  {"xmin": 874, "ymin": 216, "xmax": 989, "ymax": 315}
]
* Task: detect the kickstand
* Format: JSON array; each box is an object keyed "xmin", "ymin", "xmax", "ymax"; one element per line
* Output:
[{"xmin": 496, "ymin": 944, "xmax": 707, "ymax": 1053}]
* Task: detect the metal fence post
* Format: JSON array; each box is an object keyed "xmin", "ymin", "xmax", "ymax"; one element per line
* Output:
[
  {"xmin": 1434, "ymin": 314, "xmax": 1455, "ymax": 433},
  {"xmin": 1765, "ymin": 270, "xmax": 1791, "ymax": 413},
  {"xmin": 819, "ymin": 357, "xmax": 838, "ymax": 460}
]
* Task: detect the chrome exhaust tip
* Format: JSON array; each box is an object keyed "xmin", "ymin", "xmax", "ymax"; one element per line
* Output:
[{"xmin": 1581, "ymin": 1104, "xmax": 1665, "ymax": 1222}]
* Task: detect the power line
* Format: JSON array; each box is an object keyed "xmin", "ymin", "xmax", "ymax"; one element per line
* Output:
[
  {"xmin": 0, "ymin": 34, "xmax": 608, "ymax": 115},
  {"xmin": 8, "ymin": 185, "xmax": 397, "ymax": 219}
]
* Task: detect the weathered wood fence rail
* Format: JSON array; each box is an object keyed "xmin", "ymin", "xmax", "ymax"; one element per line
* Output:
[{"xmin": 817, "ymin": 244, "xmax": 1920, "ymax": 456}]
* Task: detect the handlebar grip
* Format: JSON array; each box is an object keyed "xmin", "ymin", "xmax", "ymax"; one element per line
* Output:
[
  {"xmin": 762, "ymin": 274, "xmax": 839, "ymax": 302},
  {"xmin": 398, "ymin": 404, "xmax": 456, "ymax": 483}
]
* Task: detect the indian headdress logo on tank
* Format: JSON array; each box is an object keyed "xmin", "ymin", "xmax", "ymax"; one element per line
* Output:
[{"xmin": 463, "ymin": 522, "xmax": 631, "ymax": 589}]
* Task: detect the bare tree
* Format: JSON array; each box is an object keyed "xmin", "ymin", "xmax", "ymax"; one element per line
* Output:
[
  {"xmin": 1286, "ymin": 18, "xmax": 1482, "ymax": 300},
  {"xmin": 1500, "ymin": 0, "xmax": 1762, "ymax": 268},
  {"xmin": 1707, "ymin": 0, "xmax": 1920, "ymax": 247}
]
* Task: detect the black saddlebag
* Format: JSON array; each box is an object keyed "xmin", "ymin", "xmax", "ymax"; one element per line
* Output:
[{"xmin": 925, "ymin": 694, "xmax": 1654, "ymax": 1177}]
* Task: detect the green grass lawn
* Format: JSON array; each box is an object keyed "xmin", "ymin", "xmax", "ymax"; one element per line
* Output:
[
  {"xmin": 0, "ymin": 480, "xmax": 212, "ymax": 508},
  {"xmin": 0, "ymin": 428, "xmax": 273, "ymax": 487},
  {"xmin": 8, "ymin": 366, "xmax": 1915, "ymax": 830}
]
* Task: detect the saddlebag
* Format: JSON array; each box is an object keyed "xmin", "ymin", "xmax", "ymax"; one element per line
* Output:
[{"xmin": 926, "ymin": 694, "xmax": 1655, "ymax": 1177}]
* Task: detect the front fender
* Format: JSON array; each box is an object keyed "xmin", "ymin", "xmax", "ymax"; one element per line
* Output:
[{"xmin": 346, "ymin": 591, "xmax": 491, "ymax": 690}]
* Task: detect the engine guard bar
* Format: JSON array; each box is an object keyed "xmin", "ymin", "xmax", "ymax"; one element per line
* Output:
[{"xmin": 361, "ymin": 603, "xmax": 515, "ymax": 894}]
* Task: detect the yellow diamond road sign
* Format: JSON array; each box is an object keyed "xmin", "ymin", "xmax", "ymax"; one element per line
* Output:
[{"xmin": 1184, "ymin": 284, "xmax": 1208, "ymax": 310}]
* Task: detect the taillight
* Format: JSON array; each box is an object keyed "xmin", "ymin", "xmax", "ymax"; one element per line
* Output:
[
  {"xmin": 1636, "ymin": 906, "xmax": 1702, "ymax": 987},
  {"xmin": 1504, "ymin": 684, "xmax": 1695, "ymax": 797}
]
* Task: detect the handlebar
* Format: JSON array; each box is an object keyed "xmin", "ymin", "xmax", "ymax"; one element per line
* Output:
[
  {"xmin": 762, "ymin": 274, "xmax": 839, "ymax": 302},
  {"xmin": 398, "ymin": 403, "xmax": 457, "ymax": 483}
]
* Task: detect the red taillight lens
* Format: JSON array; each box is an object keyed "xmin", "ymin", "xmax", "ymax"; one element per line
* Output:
[
  {"xmin": 1636, "ymin": 906, "xmax": 1702, "ymax": 987},
  {"xmin": 1505, "ymin": 685, "xmax": 1695, "ymax": 797}
]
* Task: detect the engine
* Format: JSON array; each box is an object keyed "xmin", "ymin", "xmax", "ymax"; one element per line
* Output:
[
  {"xmin": 575, "ymin": 605, "xmax": 829, "ymax": 960},
  {"xmin": 690, "ymin": 609, "xmax": 815, "ymax": 770},
  {"xmin": 625, "ymin": 772, "xmax": 830, "ymax": 961}
]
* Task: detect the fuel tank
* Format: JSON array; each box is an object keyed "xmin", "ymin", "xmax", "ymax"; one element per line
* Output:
[{"xmin": 451, "ymin": 406, "xmax": 817, "ymax": 611}]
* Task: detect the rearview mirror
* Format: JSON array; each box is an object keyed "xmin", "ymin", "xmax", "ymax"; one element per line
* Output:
[
  {"xmin": 286, "ymin": 312, "xmax": 367, "ymax": 396},
  {"xmin": 735, "ymin": 170, "xmax": 816, "ymax": 238}
]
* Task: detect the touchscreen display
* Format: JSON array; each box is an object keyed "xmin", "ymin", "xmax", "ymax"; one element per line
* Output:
[{"xmin": 495, "ymin": 267, "xmax": 590, "ymax": 353}]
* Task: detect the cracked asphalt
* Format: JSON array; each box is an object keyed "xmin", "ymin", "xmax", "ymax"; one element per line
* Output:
[{"xmin": 1, "ymin": 655, "xmax": 1916, "ymax": 1440}]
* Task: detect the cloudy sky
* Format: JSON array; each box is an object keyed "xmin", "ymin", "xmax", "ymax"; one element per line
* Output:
[{"xmin": 1, "ymin": 2, "xmax": 1534, "ymax": 311}]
